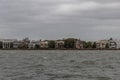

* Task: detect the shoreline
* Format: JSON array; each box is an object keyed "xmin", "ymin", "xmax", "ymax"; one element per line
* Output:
[{"xmin": 0, "ymin": 48, "xmax": 120, "ymax": 50}]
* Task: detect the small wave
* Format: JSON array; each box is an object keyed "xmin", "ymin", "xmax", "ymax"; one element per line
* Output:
[{"xmin": 81, "ymin": 60, "xmax": 96, "ymax": 65}]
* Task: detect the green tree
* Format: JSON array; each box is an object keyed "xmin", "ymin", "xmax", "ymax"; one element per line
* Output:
[
  {"xmin": 19, "ymin": 43, "xmax": 28, "ymax": 49},
  {"xmin": 48, "ymin": 40, "xmax": 55, "ymax": 48},
  {"xmin": 35, "ymin": 44, "xmax": 40, "ymax": 49},
  {"xmin": 83, "ymin": 41, "xmax": 92, "ymax": 48},
  {"xmin": 10, "ymin": 43, "xmax": 13, "ymax": 48},
  {"xmin": 64, "ymin": 38, "xmax": 76, "ymax": 48},
  {"xmin": 0, "ymin": 41, "xmax": 2, "ymax": 48},
  {"xmin": 105, "ymin": 43, "xmax": 109, "ymax": 48},
  {"xmin": 110, "ymin": 38, "xmax": 113, "ymax": 40},
  {"xmin": 83, "ymin": 41, "xmax": 87, "ymax": 48},
  {"xmin": 87, "ymin": 41, "xmax": 92, "ymax": 48},
  {"xmin": 92, "ymin": 42, "xmax": 96, "ymax": 48}
]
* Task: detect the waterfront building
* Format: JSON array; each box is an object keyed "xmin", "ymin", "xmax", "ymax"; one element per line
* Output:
[
  {"xmin": 0, "ymin": 39, "xmax": 17, "ymax": 49},
  {"xmin": 28, "ymin": 40, "xmax": 39, "ymax": 49},
  {"xmin": 116, "ymin": 40, "xmax": 120, "ymax": 49},
  {"xmin": 55, "ymin": 40, "xmax": 65, "ymax": 48},
  {"xmin": 40, "ymin": 40, "xmax": 49, "ymax": 48},
  {"xmin": 19, "ymin": 37, "xmax": 30, "ymax": 48},
  {"xmin": 75, "ymin": 39, "xmax": 83, "ymax": 49},
  {"xmin": 13, "ymin": 40, "xmax": 20, "ymax": 48},
  {"xmin": 108, "ymin": 38, "xmax": 117, "ymax": 49},
  {"xmin": 96, "ymin": 40, "xmax": 108, "ymax": 49}
]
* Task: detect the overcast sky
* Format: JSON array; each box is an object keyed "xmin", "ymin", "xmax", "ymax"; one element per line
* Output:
[{"xmin": 0, "ymin": 0, "xmax": 120, "ymax": 41}]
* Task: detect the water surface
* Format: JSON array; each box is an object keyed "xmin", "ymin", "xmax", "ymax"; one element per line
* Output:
[{"xmin": 0, "ymin": 50, "xmax": 120, "ymax": 80}]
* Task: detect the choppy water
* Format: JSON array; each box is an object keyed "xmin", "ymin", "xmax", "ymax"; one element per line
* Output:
[{"xmin": 0, "ymin": 50, "xmax": 120, "ymax": 80}]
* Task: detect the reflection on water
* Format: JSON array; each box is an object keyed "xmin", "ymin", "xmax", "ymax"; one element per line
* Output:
[{"xmin": 0, "ymin": 50, "xmax": 120, "ymax": 80}]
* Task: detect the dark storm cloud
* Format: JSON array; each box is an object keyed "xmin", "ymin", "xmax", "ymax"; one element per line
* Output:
[{"xmin": 0, "ymin": 0, "xmax": 120, "ymax": 40}]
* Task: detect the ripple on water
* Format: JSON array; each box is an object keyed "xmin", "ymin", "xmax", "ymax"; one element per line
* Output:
[
  {"xmin": 81, "ymin": 60, "xmax": 97, "ymax": 66},
  {"xmin": 45, "ymin": 73, "xmax": 112, "ymax": 80},
  {"xmin": 0, "ymin": 50, "xmax": 120, "ymax": 80}
]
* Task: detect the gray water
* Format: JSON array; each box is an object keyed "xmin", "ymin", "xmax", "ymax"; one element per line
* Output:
[{"xmin": 0, "ymin": 50, "xmax": 120, "ymax": 80}]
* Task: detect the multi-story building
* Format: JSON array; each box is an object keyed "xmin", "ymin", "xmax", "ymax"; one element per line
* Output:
[
  {"xmin": 13, "ymin": 40, "xmax": 20, "ymax": 48},
  {"xmin": 108, "ymin": 38, "xmax": 117, "ymax": 49},
  {"xmin": 28, "ymin": 40, "xmax": 40, "ymax": 49},
  {"xmin": 19, "ymin": 37, "xmax": 30, "ymax": 48},
  {"xmin": 116, "ymin": 40, "xmax": 120, "ymax": 49},
  {"xmin": 96, "ymin": 40, "xmax": 108, "ymax": 49},
  {"xmin": 40, "ymin": 40, "xmax": 49, "ymax": 48},
  {"xmin": 0, "ymin": 39, "xmax": 17, "ymax": 49},
  {"xmin": 55, "ymin": 40, "xmax": 65, "ymax": 48}
]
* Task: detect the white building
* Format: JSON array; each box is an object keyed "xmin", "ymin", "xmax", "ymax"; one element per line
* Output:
[
  {"xmin": 117, "ymin": 41, "xmax": 120, "ymax": 49},
  {"xmin": 28, "ymin": 40, "xmax": 39, "ymax": 49},
  {"xmin": 0, "ymin": 39, "xmax": 17, "ymax": 49},
  {"xmin": 40, "ymin": 40, "xmax": 49, "ymax": 48},
  {"xmin": 55, "ymin": 40, "xmax": 64, "ymax": 48},
  {"xmin": 96, "ymin": 40, "xmax": 108, "ymax": 49},
  {"xmin": 108, "ymin": 38, "xmax": 117, "ymax": 49},
  {"xmin": 13, "ymin": 40, "xmax": 20, "ymax": 48}
]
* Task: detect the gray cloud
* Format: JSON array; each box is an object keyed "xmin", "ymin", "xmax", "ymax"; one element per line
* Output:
[{"xmin": 0, "ymin": 0, "xmax": 120, "ymax": 41}]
